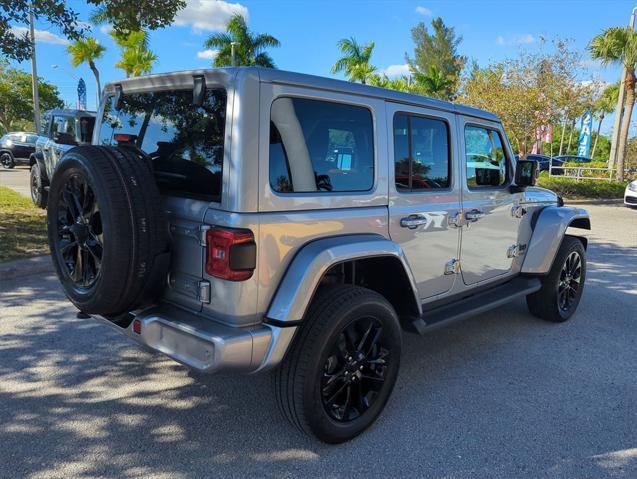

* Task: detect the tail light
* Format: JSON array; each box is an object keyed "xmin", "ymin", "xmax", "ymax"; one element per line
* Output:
[{"xmin": 205, "ymin": 228, "xmax": 256, "ymax": 281}]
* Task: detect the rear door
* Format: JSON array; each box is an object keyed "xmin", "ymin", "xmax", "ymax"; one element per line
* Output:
[
  {"xmin": 457, "ymin": 116, "xmax": 519, "ymax": 285},
  {"xmin": 387, "ymin": 103, "xmax": 461, "ymax": 300},
  {"xmin": 96, "ymin": 82, "xmax": 230, "ymax": 313}
]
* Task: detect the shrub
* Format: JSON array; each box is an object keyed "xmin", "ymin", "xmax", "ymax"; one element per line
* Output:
[{"xmin": 536, "ymin": 176, "xmax": 628, "ymax": 199}]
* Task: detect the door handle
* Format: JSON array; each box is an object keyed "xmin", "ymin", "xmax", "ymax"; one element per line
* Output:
[
  {"xmin": 400, "ymin": 214, "xmax": 429, "ymax": 229},
  {"xmin": 464, "ymin": 209, "xmax": 485, "ymax": 221}
]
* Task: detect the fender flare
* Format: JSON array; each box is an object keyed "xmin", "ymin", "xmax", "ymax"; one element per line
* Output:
[
  {"xmin": 29, "ymin": 152, "xmax": 49, "ymax": 183},
  {"xmin": 521, "ymin": 206, "xmax": 590, "ymax": 275},
  {"xmin": 265, "ymin": 234, "xmax": 421, "ymax": 324}
]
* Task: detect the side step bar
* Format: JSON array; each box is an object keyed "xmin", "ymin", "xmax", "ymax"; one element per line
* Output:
[{"xmin": 411, "ymin": 277, "xmax": 542, "ymax": 334}]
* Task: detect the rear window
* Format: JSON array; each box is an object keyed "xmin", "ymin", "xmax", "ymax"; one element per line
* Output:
[
  {"xmin": 99, "ymin": 88, "xmax": 227, "ymax": 202},
  {"xmin": 269, "ymin": 97, "xmax": 374, "ymax": 193}
]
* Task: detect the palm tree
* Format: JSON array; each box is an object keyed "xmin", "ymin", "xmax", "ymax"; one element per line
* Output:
[
  {"xmin": 67, "ymin": 37, "xmax": 106, "ymax": 96},
  {"xmin": 590, "ymin": 26, "xmax": 637, "ymax": 181},
  {"xmin": 591, "ymin": 82, "xmax": 619, "ymax": 159},
  {"xmin": 413, "ymin": 65, "xmax": 454, "ymax": 99},
  {"xmin": 111, "ymin": 30, "xmax": 157, "ymax": 77},
  {"xmin": 331, "ymin": 37, "xmax": 376, "ymax": 84},
  {"xmin": 204, "ymin": 14, "xmax": 280, "ymax": 68}
]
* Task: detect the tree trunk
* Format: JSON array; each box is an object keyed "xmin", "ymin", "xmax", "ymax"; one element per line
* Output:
[
  {"xmin": 566, "ymin": 118, "xmax": 576, "ymax": 154},
  {"xmin": 591, "ymin": 113, "xmax": 604, "ymax": 160},
  {"xmin": 559, "ymin": 119, "xmax": 567, "ymax": 156},
  {"xmin": 89, "ymin": 60, "xmax": 101, "ymax": 102},
  {"xmin": 616, "ymin": 72, "xmax": 635, "ymax": 182}
]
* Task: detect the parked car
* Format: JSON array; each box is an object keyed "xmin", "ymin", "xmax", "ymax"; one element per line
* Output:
[
  {"xmin": 45, "ymin": 68, "xmax": 591, "ymax": 443},
  {"xmin": 625, "ymin": 179, "xmax": 637, "ymax": 208},
  {"xmin": 29, "ymin": 109, "xmax": 96, "ymax": 208},
  {"xmin": 0, "ymin": 131, "xmax": 38, "ymax": 169},
  {"xmin": 526, "ymin": 153, "xmax": 567, "ymax": 173},
  {"xmin": 553, "ymin": 155, "xmax": 592, "ymax": 164}
]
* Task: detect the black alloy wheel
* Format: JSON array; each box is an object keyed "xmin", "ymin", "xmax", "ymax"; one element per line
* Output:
[
  {"xmin": 557, "ymin": 250, "xmax": 582, "ymax": 313},
  {"xmin": 321, "ymin": 317, "xmax": 390, "ymax": 422},
  {"xmin": 1, "ymin": 152, "xmax": 14, "ymax": 169},
  {"xmin": 54, "ymin": 173, "xmax": 103, "ymax": 290}
]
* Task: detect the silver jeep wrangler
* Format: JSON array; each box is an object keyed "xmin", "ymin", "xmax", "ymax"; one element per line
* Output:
[{"xmin": 47, "ymin": 67, "xmax": 590, "ymax": 443}]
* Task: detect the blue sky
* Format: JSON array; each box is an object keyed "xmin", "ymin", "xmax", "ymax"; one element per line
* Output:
[{"xmin": 9, "ymin": 0, "xmax": 634, "ymax": 134}]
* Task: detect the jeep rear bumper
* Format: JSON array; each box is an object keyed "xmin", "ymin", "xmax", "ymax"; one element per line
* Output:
[{"xmin": 96, "ymin": 304, "xmax": 297, "ymax": 373}]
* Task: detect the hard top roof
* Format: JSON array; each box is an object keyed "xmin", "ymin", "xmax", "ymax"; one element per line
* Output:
[
  {"xmin": 105, "ymin": 67, "xmax": 500, "ymax": 122},
  {"xmin": 45, "ymin": 109, "xmax": 96, "ymax": 118}
]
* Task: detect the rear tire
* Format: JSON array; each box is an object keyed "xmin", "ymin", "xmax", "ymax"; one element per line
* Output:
[
  {"xmin": 275, "ymin": 285, "xmax": 402, "ymax": 443},
  {"xmin": 30, "ymin": 162, "xmax": 48, "ymax": 208},
  {"xmin": 1, "ymin": 152, "xmax": 15, "ymax": 169},
  {"xmin": 47, "ymin": 146, "xmax": 170, "ymax": 316},
  {"xmin": 526, "ymin": 235, "xmax": 586, "ymax": 322}
]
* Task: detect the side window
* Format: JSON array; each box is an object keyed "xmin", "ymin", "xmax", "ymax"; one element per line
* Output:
[
  {"xmin": 52, "ymin": 116, "xmax": 75, "ymax": 137},
  {"xmin": 269, "ymin": 97, "xmax": 374, "ymax": 193},
  {"xmin": 41, "ymin": 114, "xmax": 51, "ymax": 135},
  {"xmin": 393, "ymin": 113, "xmax": 450, "ymax": 191},
  {"xmin": 464, "ymin": 125, "xmax": 508, "ymax": 187},
  {"xmin": 78, "ymin": 117, "xmax": 95, "ymax": 144}
]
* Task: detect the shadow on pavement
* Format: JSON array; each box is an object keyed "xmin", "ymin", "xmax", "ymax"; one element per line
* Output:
[{"xmin": 0, "ymin": 239, "xmax": 635, "ymax": 478}]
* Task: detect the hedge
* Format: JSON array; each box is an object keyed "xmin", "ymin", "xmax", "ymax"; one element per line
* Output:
[{"xmin": 536, "ymin": 173, "xmax": 627, "ymax": 199}]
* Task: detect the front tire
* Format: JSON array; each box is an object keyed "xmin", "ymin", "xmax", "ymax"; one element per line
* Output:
[
  {"xmin": 30, "ymin": 162, "xmax": 48, "ymax": 208},
  {"xmin": 1, "ymin": 152, "xmax": 15, "ymax": 169},
  {"xmin": 526, "ymin": 235, "xmax": 586, "ymax": 322},
  {"xmin": 275, "ymin": 285, "xmax": 402, "ymax": 443}
]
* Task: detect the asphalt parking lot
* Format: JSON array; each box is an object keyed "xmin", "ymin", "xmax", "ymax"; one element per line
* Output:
[
  {"xmin": 0, "ymin": 203, "xmax": 636, "ymax": 478},
  {"xmin": 0, "ymin": 165, "xmax": 31, "ymax": 197}
]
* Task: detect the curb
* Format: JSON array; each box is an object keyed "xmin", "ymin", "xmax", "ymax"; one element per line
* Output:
[
  {"xmin": 0, "ymin": 255, "xmax": 54, "ymax": 282},
  {"xmin": 563, "ymin": 198, "xmax": 624, "ymax": 205}
]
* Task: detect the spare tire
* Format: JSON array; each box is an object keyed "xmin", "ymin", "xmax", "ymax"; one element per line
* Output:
[{"xmin": 47, "ymin": 145, "xmax": 170, "ymax": 316}]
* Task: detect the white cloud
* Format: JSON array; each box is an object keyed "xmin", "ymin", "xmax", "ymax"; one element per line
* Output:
[
  {"xmin": 99, "ymin": 25, "xmax": 113, "ymax": 35},
  {"xmin": 174, "ymin": 0, "xmax": 248, "ymax": 32},
  {"xmin": 496, "ymin": 34, "xmax": 535, "ymax": 46},
  {"xmin": 415, "ymin": 6, "xmax": 432, "ymax": 16},
  {"xmin": 379, "ymin": 64, "xmax": 411, "ymax": 79},
  {"xmin": 10, "ymin": 26, "xmax": 70, "ymax": 46},
  {"xmin": 197, "ymin": 49, "xmax": 218, "ymax": 60}
]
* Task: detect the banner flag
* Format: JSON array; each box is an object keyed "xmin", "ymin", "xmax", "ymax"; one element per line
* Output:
[
  {"xmin": 77, "ymin": 78, "xmax": 87, "ymax": 111},
  {"xmin": 577, "ymin": 111, "xmax": 593, "ymax": 158}
]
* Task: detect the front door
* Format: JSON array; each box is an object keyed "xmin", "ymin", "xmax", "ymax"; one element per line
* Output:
[
  {"xmin": 457, "ymin": 117, "xmax": 519, "ymax": 285},
  {"xmin": 387, "ymin": 103, "xmax": 461, "ymax": 300}
]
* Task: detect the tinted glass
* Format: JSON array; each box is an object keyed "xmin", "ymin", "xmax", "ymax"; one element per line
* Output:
[
  {"xmin": 464, "ymin": 126, "xmax": 508, "ymax": 187},
  {"xmin": 52, "ymin": 116, "xmax": 75, "ymax": 137},
  {"xmin": 99, "ymin": 88, "xmax": 227, "ymax": 201},
  {"xmin": 269, "ymin": 97, "xmax": 374, "ymax": 193},
  {"xmin": 78, "ymin": 117, "xmax": 95, "ymax": 144},
  {"xmin": 394, "ymin": 113, "xmax": 450, "ymax": 190}
]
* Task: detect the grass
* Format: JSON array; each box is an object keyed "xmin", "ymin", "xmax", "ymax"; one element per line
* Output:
[
  {"xmin": 537, "ymin": 173, "xmax": 628, "ymax": 199},
  {"xmin": 0, "ymin": 186, "xmax": 49, "ymax": 262}
]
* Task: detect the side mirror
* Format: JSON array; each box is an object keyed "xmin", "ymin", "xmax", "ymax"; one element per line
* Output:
[
  {"xmin": 54, "ymin": 131, "xmax": 77, "ymax": 146},
  {"xmin": 514, "ymin": 159, "xmax": 538, "ymax": 189}
]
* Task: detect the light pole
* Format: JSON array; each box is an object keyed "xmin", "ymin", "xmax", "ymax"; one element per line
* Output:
[
  {"xmin": 608, "ymin": 6, "xmax": 637, "ymax": 170},
  {"xmin": 29, "ymin": 8, "xmax": 41, "ymax": 134}
]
